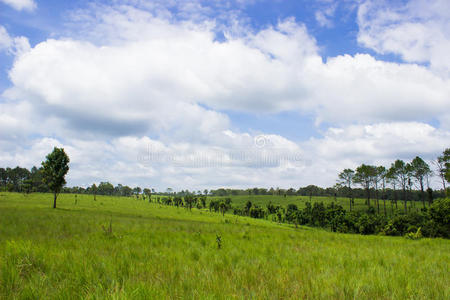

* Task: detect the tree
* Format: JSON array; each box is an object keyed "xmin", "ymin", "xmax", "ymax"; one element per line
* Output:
[
  {"xmin": 440, "ymin": 148, "xmax": 450, "ymax": 184},
  {"xmin": 22, "ymin": 178, "xmax": 33, "ymax": 195},
  {"xmin": 30, "ymin": 166, "xmax": 46, "ymax": 192},
  {"xmin": 410, "ymin": 156, "xmax": 431, "ymax": 208},
  {"xmin": 98, "ymin": 182, "xmax": 114, "ymax": 195},
  {"xmin": 219, "ymin": 201, "xmax": 228, "ymax": 216},
  {"xmin": 390, "ymin": 160, "xmax": 409, "ymax": 213},
  {"xmin": 184, "ymin": 195, "xmax": 196, "ymax": 210},
  {"xmin": 0, "ymin": 168, "xmax": 7, "ymax": 189},
  {"xmin": 338, "ymin": 169, "xmax": 354, "ymax": 211},
  {"xmin": 121, "ymin": 185, "xmax": 132, "ymax": 197},
  {"xmin": 245, "ymin": 200, "xmax": 253, "ymax": 215},
  {"xmin": 406, "ymin": 163, "xmax": 414, "ymax": 209},
  {"xmin": 386, "ymin": 165, "xmax": 399, "ymax": 211},
  {"xmin": 91, "ymin": 183, "xmax": 97, "ymax": 201},
  {"xmin": 7, "ymin": 167, "xmax": 30, "ymax": 192},
  {"xmin": 354, "ymin": 164, "xmax": 377, "ymax": 207},
  {"xmin": 133, "ymin": 187, "xmax": 142, "ymax": 198},
  {"xmin": 376, "ymin": 166, "xmax": 387, "ymax": 215},
  {"xmin": 143, "ymin": 188, "xmax": 152, "ymax": 202},
  {"xmin": 41, "ymin": 147, "xmax": 70, "ymax": 209},
  {"xmin": 435, "ymin": 155, "xmax": 447, "ymax": 191}
]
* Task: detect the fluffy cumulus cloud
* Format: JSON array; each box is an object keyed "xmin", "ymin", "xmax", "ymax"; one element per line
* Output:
[
  {"xmin": 0, "ymin": 1, "xmax": 449, "ymax": 189},
  {"xmin": 357, "ymin": 0, "xmax": 450, "ymax": 76},
  {"xmin": 0, "ymin": 0, "xmax": 36, "ymax": 11}
]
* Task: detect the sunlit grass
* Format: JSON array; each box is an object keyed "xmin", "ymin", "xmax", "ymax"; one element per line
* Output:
[{"xmin": 0, "ymin": 192, "xmax": 448, "ymax": 299}]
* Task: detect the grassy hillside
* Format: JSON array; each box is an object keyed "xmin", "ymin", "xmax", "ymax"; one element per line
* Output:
[
  {"xmin": 206, "ymin": 194, "xmax": 418, "ymax": 214},
  {"xmin": 0, "ymin": 192, "xmax": 449, "ymax": 299}
]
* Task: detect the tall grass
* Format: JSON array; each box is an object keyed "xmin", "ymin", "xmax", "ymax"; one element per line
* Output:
[{"xmin": 0, "ymin": 192, "xmax": 448, "ymax": 299}]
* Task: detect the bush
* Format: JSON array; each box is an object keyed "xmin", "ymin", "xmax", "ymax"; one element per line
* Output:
[
  {"xmin": 249, "ymin": 206, "xmax": 265, "ymax": 219},
  {"xmin": 428, "ymin": 198, "xmax": 450, "ymax": 238},
  {"xmin": 405, "ymin": 227, "xmax": 423, "ymax": 240}
]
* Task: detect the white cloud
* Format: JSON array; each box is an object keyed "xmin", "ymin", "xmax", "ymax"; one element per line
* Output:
[
  {"xmin": 357, "ymin": 0, "xmax": 450, "ymax": 76},
  {"xmin": 0, "ymin": 25, "xmax": 31, "ymax": 55},
  {"xmin": 0, "ymin": 0, "xmax": 36, "ymax": 11},
  {"xmin": 5, "ymin": 10, "xmax": 449, "ymax": 132},
  {"xmin": 302, "ymin": 122, "xmax": 450, "ymax": 187},
  {"xmin": 315, "ymin": 3, "xmax": 337, "ymax": 28},
  {"xmin": 1, "ymin": 2, "xmax": 449, "ymax": 189},
  {"xmin": 307, "ymin": 122, "xmax": 450, "ymax": 161},
  {"xmin": 313, "ymin": 54, "xmax": 450, "ymax": 125},
  {"xmin": 0, "ymin": 26, "xmax": 12, "ymax": 50},
  {"xmin": 2, "ymin": 121, "xmax": 447, "ymax": 189}
]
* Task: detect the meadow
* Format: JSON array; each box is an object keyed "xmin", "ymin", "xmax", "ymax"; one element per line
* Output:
[
  {"xmin": 0, "ymin": 192, "xmax": 449, "ymax": 299},
  {"xmin": 207, "ymin": 194, "xmax": 423, "ymax": 216}
]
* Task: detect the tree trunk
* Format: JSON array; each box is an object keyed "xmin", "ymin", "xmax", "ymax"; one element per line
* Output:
[
  {"xmin": 53, "ymin": 192, "xmax": 57, "ymax": 208},
  {"xmin": 383, "ymin": 198, "xmax": 386, "ymax": 216},
  {"xmin": 376, "ymin": 188, "xmax": 380, "ymax": 214},
  {"xmin": 403, "ymin": 187, "xmax": 407, "ymax": 213},
  {"xmin": 420, "ymin": 180, "xmax": 425, "ymax": 209},
  {"xmin": 349, "ymin": 186, "xmax": 352, "ymax": 211}
]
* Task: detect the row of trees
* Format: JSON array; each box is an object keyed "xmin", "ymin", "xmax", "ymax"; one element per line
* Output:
[
  {"xmin": 338, "ymin": 149, "xmax": 450, "ymax": 214},
  {"xmin": 0, "ymin": 168, "xmax": 154, "ymax": 198},
  {"xmin": 148, "ymin": 192, "xmax": 449, "ymax": 238},
  {"xmin": 279, "ymin": 200, "xmax": 449, "ymax": 238},
  {"xmin": 172, "ymin": 185, "xmax": 446, "ymax": 200}
]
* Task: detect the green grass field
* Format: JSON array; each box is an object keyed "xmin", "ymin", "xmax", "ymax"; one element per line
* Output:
[
  {"xmin": 0, "ymin": 192, "xmax": 449, "ymax": 299},
  {"xmin": 207, "ymin": 194, "xmax": 417, "ymax": 214}
]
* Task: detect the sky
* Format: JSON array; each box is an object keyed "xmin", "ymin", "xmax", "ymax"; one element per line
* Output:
[{"xmin": 0, "ymin": 0, "xmax": 449, "ymax": 191}]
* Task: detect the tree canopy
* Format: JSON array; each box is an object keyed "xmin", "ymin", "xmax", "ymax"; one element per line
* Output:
[{"xmin": 41, "ymin": 147, "xmax": 70, "ymax": 208}]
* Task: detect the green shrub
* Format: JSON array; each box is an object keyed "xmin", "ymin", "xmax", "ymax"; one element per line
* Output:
[{"xmin": 405, "ymin": 227, "xmax": 423, "ymax": 240}]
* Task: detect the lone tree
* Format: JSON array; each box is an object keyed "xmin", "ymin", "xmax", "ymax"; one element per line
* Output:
[
  {"xmin": 91, "ymin": 183, "xmax": 97, "ymax": 201},
  {"xmin": 41, "ymin": 147, "xmax": 70, "ymax": 208}
]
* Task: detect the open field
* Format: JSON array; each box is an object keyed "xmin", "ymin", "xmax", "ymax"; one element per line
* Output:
[
  {"xmin": 0, "ymin": 192, "xmax": 449, "ymax": 299},
  {"xmin": 197, "ymin": 194, "xmax": 424, "ymax": 215}
]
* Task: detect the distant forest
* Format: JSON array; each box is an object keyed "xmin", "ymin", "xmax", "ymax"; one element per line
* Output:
[{"xmin": 0, "ymin": 172, "xmax": 447, "ymax": 201}]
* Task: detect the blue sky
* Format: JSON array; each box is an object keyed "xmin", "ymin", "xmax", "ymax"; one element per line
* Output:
[{"xmin": 0, "ymin": 0, "xmax": 449, "ymax": 190}]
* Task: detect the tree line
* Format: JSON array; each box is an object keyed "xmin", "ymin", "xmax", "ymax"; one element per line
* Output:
[
  {"xmin": 338, "ymin": 149, "xmax": 450, "ymax": 214},
  {"xmin": 0, "ymin": 167, "xmax": 153, "ymax": 198},
  {"xmin": 144, "ymin": 192, "xmax": 449, "ymax": 238},
  {"xmin": 1, "ymin": 149, "xmax": 449, "ymax": 205}
]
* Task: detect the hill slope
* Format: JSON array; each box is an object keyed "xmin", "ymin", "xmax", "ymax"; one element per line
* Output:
[{"xmin": 0, "ymin": 193, "xmax": 449, "ymax": 299}]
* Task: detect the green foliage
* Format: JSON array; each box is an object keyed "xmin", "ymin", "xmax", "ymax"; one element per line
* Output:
[
  {"xmin": 41, "ymin": 147, "xmax": 70, "ymax": 208},
  {"xmin": 405, "ymin": 227, "xmax": 423, "ymax": 240},
  {"xmin": 442, "ymin": 148, "xmax": 450, "ymax": 183},
  {"xmin": 41, "ymin": 147, "xmax": 70, "ymax": 193},
  {"xmin": 428, "ymin": 198, "xmax": 450, "ymax": 237}
]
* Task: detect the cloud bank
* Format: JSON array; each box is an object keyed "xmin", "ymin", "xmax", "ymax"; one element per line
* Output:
[{"xmin": 0, "ymin": 0, "xmax": 449, "ymax": 189}]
